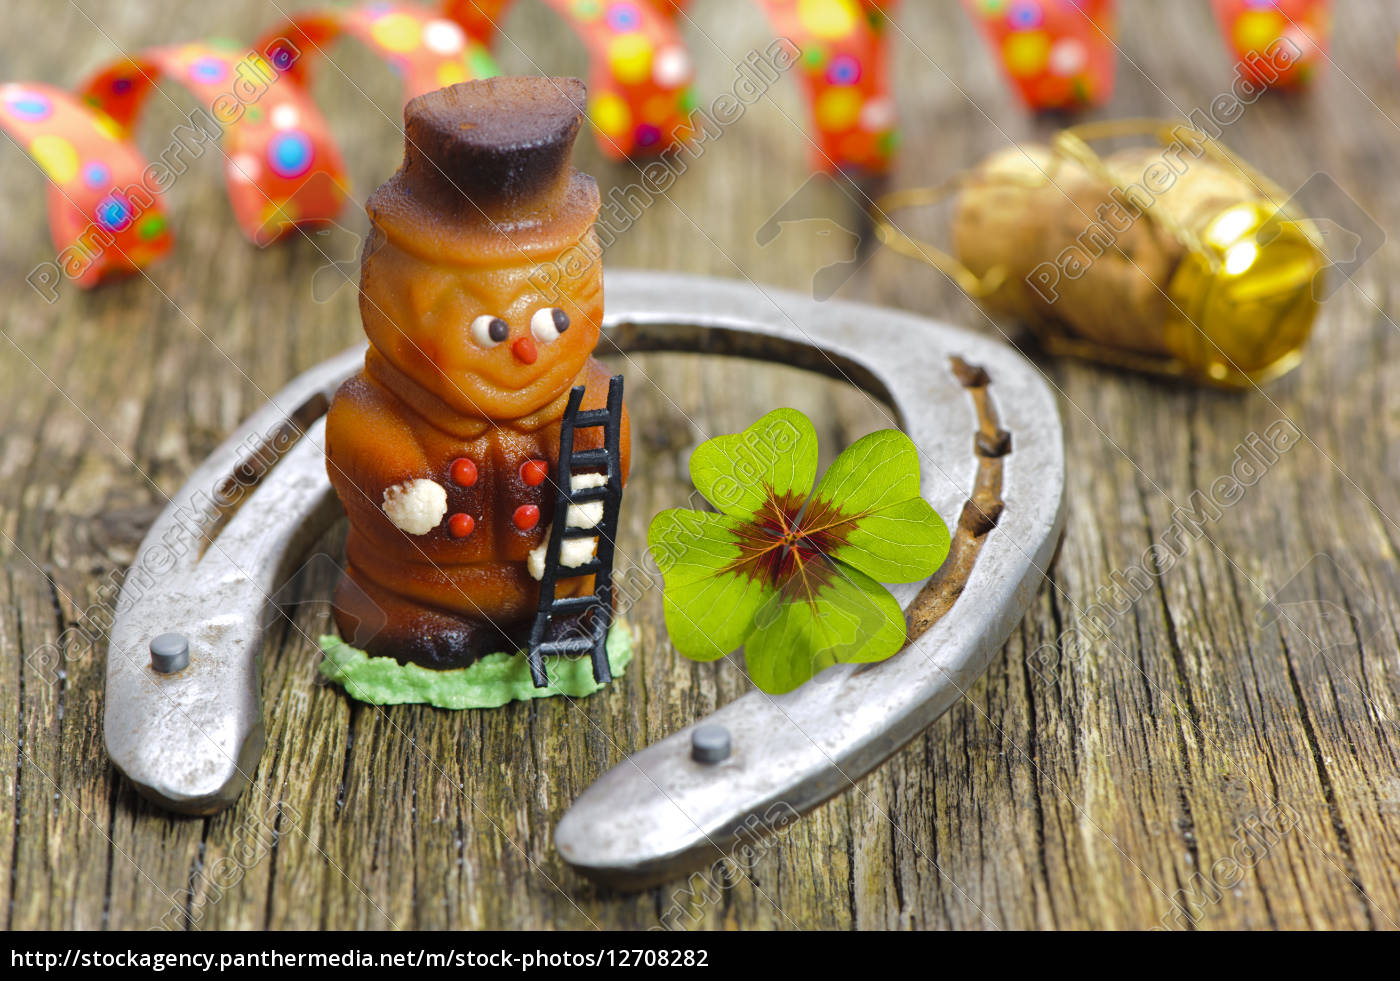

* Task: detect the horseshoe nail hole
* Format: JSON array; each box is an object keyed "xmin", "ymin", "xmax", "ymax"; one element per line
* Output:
[
  {"xmin": 201, "ymin": 391, "xmax": 331, "ymax": 559},
  {"xmin": 976, "ymin": 428, "xmax": 1011, "ymax": 457}
]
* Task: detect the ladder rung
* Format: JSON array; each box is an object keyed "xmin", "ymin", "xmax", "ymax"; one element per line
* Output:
[
  {"xmin": 565, "ymin": 486, "xmax": 610, "ymax": 503},
  {"xmin": 549, "ymin": 594, "xmax": 599, "ymax": 615},
  {"xmin": 528, "ymin": 374, "xmax": 623, "ymax": 688},
  {"xmin": 535, "ymin": 639, "xmax": 593, "ymax": 657}
]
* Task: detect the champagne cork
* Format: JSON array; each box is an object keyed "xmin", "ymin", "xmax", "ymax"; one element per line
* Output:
[{"xmin": 948, "ymin": 136, "xmax": 1324, "ymax": 386}]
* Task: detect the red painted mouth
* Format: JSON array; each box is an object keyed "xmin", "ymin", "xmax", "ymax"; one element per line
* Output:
[{"xmin": 512, "ymin": 336, "xmax": 538, "ymax": 365}]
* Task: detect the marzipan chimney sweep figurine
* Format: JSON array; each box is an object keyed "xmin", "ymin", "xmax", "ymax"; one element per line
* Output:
[{"xmin": 325, "ymin": 77, "xmax": 630, "ymax": 670}]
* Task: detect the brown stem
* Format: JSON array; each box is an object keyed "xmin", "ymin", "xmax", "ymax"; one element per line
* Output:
[{"xmin": 903, "ymin": 357, "xmax": 1010, "ymax": 641}]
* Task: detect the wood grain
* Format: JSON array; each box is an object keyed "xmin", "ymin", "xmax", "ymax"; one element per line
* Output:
[{"xmin": 2, "ymin": 0, "xmax": 1398, "ymax": 930}]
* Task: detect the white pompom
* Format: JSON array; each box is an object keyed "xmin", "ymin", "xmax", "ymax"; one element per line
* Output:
[{"xmin": 382, "ymin": 478, "xmax": 447, "ymax": 535}]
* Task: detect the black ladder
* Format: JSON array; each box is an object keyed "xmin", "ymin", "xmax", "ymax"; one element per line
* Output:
[{"xmin": 526, "ymin": 375, "xmax": 624, "ymax": 688}]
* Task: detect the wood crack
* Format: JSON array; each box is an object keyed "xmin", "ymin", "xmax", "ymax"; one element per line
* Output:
[
  {"xmin": 6, "ymin": 568, "xmax": 23, "ymax": 933},
  {"xmin": 1016, "ymin": 622, "xmax": 1056, "ymax": 928},
  {"xmin": 1280, "ymin": 633, "xmax": 1377, "ymax": 930}
]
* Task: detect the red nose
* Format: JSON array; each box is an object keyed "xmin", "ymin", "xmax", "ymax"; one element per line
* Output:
[{"xmin": 511, "ymin": 336, "xmax": 538, "ymax": 365}]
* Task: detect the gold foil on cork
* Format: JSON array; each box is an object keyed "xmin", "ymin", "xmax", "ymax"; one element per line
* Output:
[{"xmin": 875, "ymin": 119, "xmax": 1327, "ymax": 388}]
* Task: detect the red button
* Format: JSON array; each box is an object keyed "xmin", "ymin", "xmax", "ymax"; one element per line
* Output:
[
  {"xmin": 520, "ymin": 459, "xmax": 548, "ymax": 486},
  {"xmin": 513, "ymin": 504, "xmax": 540, "ymax": 531},
  {"xmin": 450, "ymin": 457, "xmax": 477, "ymax": 487},
  {"xmin": 448, "ymin": 513, "xmax": 475, "ymax": 538}
]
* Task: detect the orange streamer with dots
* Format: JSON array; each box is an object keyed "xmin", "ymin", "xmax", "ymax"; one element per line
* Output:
[
  {"xmin": 445, "ymin": 0, "xmax": 698, "ymax": 160},
  {"xmin": 79, "ymin": 41, "xmax": 349, "ymax": 246},
  {"xmin": 3, "ymin": 0, "xmax": 899, "ymax": 290},
  {"xmin": 962, "ymin": 0, "xmax": 1118, "ymax": 112},
  {"xmin": 750, "ymin": 0, "xmax": 899, "ymax": 174},
  {"xmin": 257, "ymin": 4, "xmax": 501, "ymax": 103},
  {"xmin": 0, "ymin": 82, "xmax": 174, "ymax": 289},
  {"xmin": 1210, "ymin": 0, "xmax": 1331, "ymax": 90}
]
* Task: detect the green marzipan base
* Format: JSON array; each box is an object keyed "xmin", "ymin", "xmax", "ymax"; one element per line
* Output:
[{"xmin": 317, "ymin": 620, "xmax": 632, "ymax": 710}]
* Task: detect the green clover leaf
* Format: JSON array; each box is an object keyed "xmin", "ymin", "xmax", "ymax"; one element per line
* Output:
[{"xmin": 648, "ymin": 409, "xmax": 951, "ymax": 694}]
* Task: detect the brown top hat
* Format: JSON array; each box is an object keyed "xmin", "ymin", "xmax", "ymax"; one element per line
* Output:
[{"xmin": 367, "ymin": 77, "xmax": 600, "ymax": 265}]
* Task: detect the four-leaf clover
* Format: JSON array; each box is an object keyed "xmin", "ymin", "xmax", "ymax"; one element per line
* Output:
[{"xmin": 648, "ymin": 409, "xmax": 950, "ymax": 693}]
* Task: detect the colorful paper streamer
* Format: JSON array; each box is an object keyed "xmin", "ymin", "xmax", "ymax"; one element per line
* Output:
[
  {"xmin": 0, "ymin": 82, "xmax": 174, "ymax": 289},
  {"xmin": 1211, "ymin": 0, "xmax": 1331, "ymax": 90},
  {"xmin": 79, "ymin": 40, "xmax": 349, "ymax": 247},
  {"xmin": 962, "ymin": 0, "xmax": 1118, "ymax": 112},
  {"xmin": 257, "ymin": 3, "xmax": 501, "ymax": 104},
  {"xmin": 750, "ymin": 0, "xmax": 899, "ymax": 174},
  {"xmin": 0, "ymin": 0, "xmax": 900, "ymax": 289},
  {"xmin": 445, "ymin": 0, "xmax": 697, "ymax": 160}
]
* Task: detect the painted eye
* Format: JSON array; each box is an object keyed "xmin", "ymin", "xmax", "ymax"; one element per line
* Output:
[
  {"xmin": 530, "ymin": 307, "xmax": 570, "ymax": 344},
  {"xmin": 470, "ymin": 315, "xmax": 509, "ymax": 348}
]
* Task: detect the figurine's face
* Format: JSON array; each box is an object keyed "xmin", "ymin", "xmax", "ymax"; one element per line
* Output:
[{"xmin": 361, "ymin": 236, "xmax": 603, "ymax": 421}]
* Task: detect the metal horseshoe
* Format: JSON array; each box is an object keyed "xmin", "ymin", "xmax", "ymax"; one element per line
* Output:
[{"xmin": 104, "ymin": 271, "xmax": 1065, "ymax": 889}]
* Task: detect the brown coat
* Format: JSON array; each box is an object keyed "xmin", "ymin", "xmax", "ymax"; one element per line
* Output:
[{"xmin": 326, "ymin": 353, "xmax": 630, "ymax": 627}]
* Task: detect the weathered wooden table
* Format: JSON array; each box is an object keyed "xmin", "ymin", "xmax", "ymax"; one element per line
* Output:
[{"xmin": 3, "ymin": 0, "xmax": 1398, "ymax": 930}]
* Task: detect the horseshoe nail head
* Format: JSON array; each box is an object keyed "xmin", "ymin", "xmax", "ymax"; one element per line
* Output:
[
  {"xmin": 691, "ymin": 725, "xmax": 732, "ymax": 764},
  {"xmin": 149, "ymin": 632, "xmax": 189, "ymax": 674}
]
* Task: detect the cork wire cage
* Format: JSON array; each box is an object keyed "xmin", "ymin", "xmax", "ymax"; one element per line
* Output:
[{"xmin": 874, "ymin": 118, "xmax": 1327, "ymax": 389}]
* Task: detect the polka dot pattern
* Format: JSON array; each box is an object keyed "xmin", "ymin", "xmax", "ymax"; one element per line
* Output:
[
  {"xmin": 608, "ymin": 32, "xmax": 653, "ymax": 85},
  {"xmin": 82, "ymin": 161, "xmax": 110, "ymax": 189},
  {"xmin": 963, "ymin": 0, "xmax": 1117, "ymax": 111},
  {"xmin": 256, "ymin": 3, "xmax": 500, "ymax": 118},
  {"xmin": 0, "ymin": 82, "xmax": 174, "ymax": 288},
  {"xmin": 1049, "ymin": 38, "xmax": 1087, "ymax": 77},
  {"xmin": 452, "ymin": 0, "xmax": 696, "ymax": 160},
  {"xmin": 1211, "ymin": 0, "xmax": 1331, "ymax": 90},
  {"xmin": 228, "ymin": 152, "xmax": 260, "ymax": 183},
  {"xmin": 756, "ymin": 0, "xmax": 898, "ymax": 174},
  {"xmin": 6, "ymin": 89, "xmax": 53, "ymax": 121},
  {"xmin": 270, "ymin": 104, "xmax": 300, "ymax": 129},
  {"xmin": 457, "ymin": 1, "xmax": 867, "ymax": 162},
  {"xmin": 268, "ymin": 130, "xmax": 314, "ymax": 178},
  {"xmin": 590, "ymin": 92, "xmax": 631, "ymax": 140},
  {"xmin": 78, "ymin": 40, "xmax": 348, "ymax": 247},
  {"xmin": 422, "ymin": 18, "xmax": 466, "ymax": 56},
  {"xmin": 371, "ymin": 12, "xmax": 423, "ymax": 53},
  {"xmin": 653, "ymin": 46, "xmax": 691, "ymax": 87},
  {"xmin": 0, "ymin": 0, "xmax": 986, "ymax": 284},
  {"xmin": 189, "ymin": 57, "xmax": 229, "ymax": 83},
  {"xmin": 95, "ymin": 192, "xmax": 133, "ymax": 232},
  {"xmin": 31, "ymin": 133, "xmax": 80, "ymax": 184},
  {"xmin": 826, "ymin": 54, "xmax": 861, "ymax": 85},
  {"xmin": 798, "ymin": 0, "xmax": 858, "ymax": 40},
  {"xmin": 606, "ymin": 2, "xmax": 640, "ymax": 32}
]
